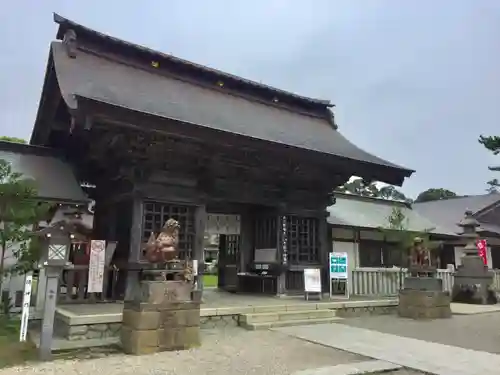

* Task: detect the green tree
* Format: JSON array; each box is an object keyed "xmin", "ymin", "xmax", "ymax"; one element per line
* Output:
[
  {"xmin": 378, "ymin": 207, "xmax": 438, "ymax": 287},
  {"xmin": 414, "ymin": 188, "xmax": 457, "ymax": 203},
  {"xmin": 0, "ymin": 159, "xmax": 48, "ymax": 296},
  {"xmin": 0, "ymin": 137, "xmax": 26, "ymax": 144},
  {"xmin": 486, "ymin": 179, "xmax": 499, "ymax": 194},
  {"xmin": 479, "ymin": 135, "xmax": 500, "ymax": 154},
  {"xmin": 479, "ymin": 134, "xmax": 500, "ymax": 188},
  {"xmin": 336, "ymin": 178, "xmax": 410, "ymax": 202}
]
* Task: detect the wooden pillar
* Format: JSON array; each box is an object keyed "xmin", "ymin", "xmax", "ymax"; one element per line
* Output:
[
  {"xmin": 318, "ymin": 210, "xmax": 330, "ymax": 292},
  {"xmin": 125, "ymin": 198, "xmax": 144, "ymax": 300},
  {"xmin": 194, "ymin": 204, "xmax": 207, "ymax": 290},
  {"xmin": 239, "ymin": 209, "xmax": 254, "ymax": 273}
]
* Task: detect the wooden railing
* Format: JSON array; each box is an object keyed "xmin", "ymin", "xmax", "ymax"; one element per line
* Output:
[
  {"xmin": 352, "ymin": 267, "xmax": 500, "ymax": 296},
  {"xmin": 58, "ymin": 265, "xmax": 120, "ymax": 304}
]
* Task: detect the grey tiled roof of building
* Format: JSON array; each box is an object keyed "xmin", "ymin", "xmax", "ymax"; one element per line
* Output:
[
  {"xmin": 327, "ymin": 194, "xmax": 456, "ymax": 236},
  {"xmin": 0, "ymin": 141, "xmax": 88, "ymax": 204},
  {"xmin": 50, "ymin": 41, "xmax": 412, "ymax": 179},
  {"xmin": 413, "ymin": 193, "xmax": 500, "ymax": 235}
]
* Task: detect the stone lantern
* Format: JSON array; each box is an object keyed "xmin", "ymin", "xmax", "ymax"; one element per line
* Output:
[
  {"xmin": 451, "ymin": 210, "xmax": 497, "ymax": 305},
  {"xmin": 35, "ymin": 221, "xmax": 75, "ymax": 361}
]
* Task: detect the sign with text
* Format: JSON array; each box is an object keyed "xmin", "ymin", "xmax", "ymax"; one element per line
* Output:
[
  {"xmin": 329, "ymin": 252, "xmax": 348, "ymax": 280},
  {"xmin": 88, "ymin": 240, "xmax": 106, "ymax": 293},
  {"xmin": 303, "ymin": 268, "xmax": 322, "ymax": 293},
  {"xmin": 19, "ymin": 273, "xmax": 33, "ymax": 342}
]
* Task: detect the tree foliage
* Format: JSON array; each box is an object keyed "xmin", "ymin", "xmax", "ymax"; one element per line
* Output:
[
  {"xmin": 378, "ymin": 207, "xmax": 438, "ymax": 273},
  {"xmin": 414, "ymin": 188, "xmax": 458, "ymax": 203},
  {"xmin": 486, "ymin": 179, "xmax": 499, "ymax": 194},
  {"xmin": 0, "ymin": 137, "xmax": 26, "ymax": 144},
  {"xmin": 336, "ymin": 178, "xmax": 411, "ymax": 202},
  {"xmin": 479, "ymin": 135, "xmax": 500, "ymax": 155},
  {"xmin": 479, "ymin": 134, "xmax": 500, "ymax": 191},
  {"xmin": 0, "ymin": 159, "xmax": 48, "ymax": 294}
]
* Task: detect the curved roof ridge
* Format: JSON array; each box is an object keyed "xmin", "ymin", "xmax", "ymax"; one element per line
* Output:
[{"xmin": 53, "ymin": 13, "xmax": 332, "ymax": 108}]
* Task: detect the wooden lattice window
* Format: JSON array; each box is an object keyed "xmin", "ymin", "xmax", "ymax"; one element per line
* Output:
[
  {"xmin": 287, "ymin": 216, "xmax": 319, "ymax": 264},
  {"xmin": 142, "ymin": 201, "xmax": 195, "ymax": 260},
  {"xmin": 220, "ymin": 234, "xmax": 241, "ymax": 264},
  {"xmin": 254, "ymin": 217, "xmax": 277, "ymax": 249}
]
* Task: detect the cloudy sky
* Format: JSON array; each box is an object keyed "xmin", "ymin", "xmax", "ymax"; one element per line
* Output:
[{"xmin": 0, "ymin": 0, "xmax": 499, "ymax": 198}]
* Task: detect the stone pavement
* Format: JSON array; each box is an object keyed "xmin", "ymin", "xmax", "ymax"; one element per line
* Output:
[
  {"xmin": 275, "ymin": 323, "xmax": 500, "ymax": 375},
  {"xmin": 451, "ymin": 302, "xmax": 500, "ymax": 315},
  {"xmin": 338, "ymin": 313, "xmax": 500, "ymax": 354},
  {"xmin": 291, "ymin": 360, "xmax": 403, "ymax": 375}
]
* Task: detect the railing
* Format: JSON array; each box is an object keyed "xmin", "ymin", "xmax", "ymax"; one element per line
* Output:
[
  {"xmin": 58, "ymin": 265, "xmax": 120, "ymax": 304},
  {"xmin": 351, "ymin": 267, "xmax": 498, "ymax": 296}
]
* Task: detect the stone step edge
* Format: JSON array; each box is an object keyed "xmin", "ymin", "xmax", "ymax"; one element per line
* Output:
[
  {"xmin": 291, "ymin": 360, "xmax": 402, "ymax": 375},
  {"xmin": 240, "ymin": 310, "xmax": 336, "ymax": 323},
  {"xmin": 242, "ymin": 309, "xmax": 336, "ymax": 318},
  {"xmin": 240, "ymin": 317, "xmax": 342, "ymax": 331}
]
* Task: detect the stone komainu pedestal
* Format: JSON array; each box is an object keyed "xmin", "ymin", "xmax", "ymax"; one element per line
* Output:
[
  {"xmin": 398, "ymin": 277, "xmax": 451, "ymax": 320},
  {"xmin": 121, "ymin": 280, "xmax": 200, "ymax": 355}
]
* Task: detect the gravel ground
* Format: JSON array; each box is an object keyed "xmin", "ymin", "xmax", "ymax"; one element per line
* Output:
[
  {"xmin": 338, "ymin": 312, "xmax": 500, "ymax": 354},
  {"xmin": 2, "ymin": 328, "xmax": 370, "ymax": 375}
]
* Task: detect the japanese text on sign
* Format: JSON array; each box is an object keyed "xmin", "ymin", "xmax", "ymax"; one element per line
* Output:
[{"xmin": 329, "ymin": 252, "xmax": 348, "ymax": 280}]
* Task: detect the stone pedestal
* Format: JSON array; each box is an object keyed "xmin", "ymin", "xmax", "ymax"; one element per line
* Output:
[
  {"xmin": 452, "ymin": 255, "xmax": 497, "ymax": 305},
  {"xmin": 121, "ymin": 280, "xmax": 201, "ymax": 355},
  {"xmin": 398, "ymin": 289, "xmax": 452, "ymax": 320},
  {"xmin": 403, "ymin": 276, "xmax": 442, "ymax": 291},
  {"xmin": 398, "ymin": 277, "xmax": 451, "ymax": 320}
]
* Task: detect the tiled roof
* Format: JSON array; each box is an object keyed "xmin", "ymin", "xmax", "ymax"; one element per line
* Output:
[
  {"xmin": 0, "ymin": 141, "xmax": 88, "ymax": 204},
  {"xmin": 328, "ymin": 194, "xmax": 456, "ymax": 236},
  {"xmin": 413, "ymin": 193, "xmax": 500, "ymax": 235},
  {"xmin": 49, "ymin": 40, "xmax": 413, "ymax": 185}
]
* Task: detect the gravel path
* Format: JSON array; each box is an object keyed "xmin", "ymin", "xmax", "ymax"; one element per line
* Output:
[
  {"xmin": 338, "ymin": 312, "xmax": 500, "ymax": 354},
  {"xmin": 2, "ymin": 328, "xmax": 367, "ymax": 375}
]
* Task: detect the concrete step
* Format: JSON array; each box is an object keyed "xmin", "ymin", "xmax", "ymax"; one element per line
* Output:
[
  {"xmin": 240, "ymin": 309, "xmax": 336, "ymax": 325},
  {"xmin": 241, "ymin": 317, "xmax": 342, "ymax": 331}
]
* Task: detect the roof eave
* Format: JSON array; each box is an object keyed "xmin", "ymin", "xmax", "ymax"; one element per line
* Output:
[
  {"xmin": 74, "ymin": 94, "xmax": 413, "ymax": 185},
  {"xmin": 29, "ymin": 47, "xmax": 56, "ymax": 146}
]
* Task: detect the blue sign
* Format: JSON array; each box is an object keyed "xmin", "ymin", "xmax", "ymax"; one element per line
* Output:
[{"xmin": 329, "ymin": 252, "xmax": 348, "ymax": 279}]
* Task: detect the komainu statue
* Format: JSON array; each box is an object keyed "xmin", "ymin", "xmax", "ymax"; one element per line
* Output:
[
  {"xmin": 408, "ymin": 236, "xmax": 435, "ymax": 277},
  {"xmin": 142, "ymin": 218, "xmax": 195, "ymax": 284},
  {"xmin": 144, "ymin": 218, "xmax": 181, "ymax": 263}
]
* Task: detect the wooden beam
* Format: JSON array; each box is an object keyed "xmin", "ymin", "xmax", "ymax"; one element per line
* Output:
[{"xmin": 75, "ymin": 97, "xmax": 365, "ymax": 181}]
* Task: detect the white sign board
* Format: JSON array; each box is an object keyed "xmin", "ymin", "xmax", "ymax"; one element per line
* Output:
[
  {"xmin": 329, "ymin": 252, "xmax": 348, "ymax": 279},
  {"xmin": 303, "ymin": 268, "xmax": 322, "ymax": 293},
  {"xmin": 19, "ymin": 273, "xmax": 33, "ymax": 342},
  {"xmin": 88, "ymin": 240, "xmax": 106, "ymax": 293}
]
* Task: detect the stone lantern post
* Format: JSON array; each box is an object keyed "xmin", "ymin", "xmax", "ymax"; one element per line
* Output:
[
  {"xmin": 36, "ymin": 222, "xmax": 74, "ymax": 361},
  {"xmin": 451, "ymin": 210, "xmax": 497, "ymax": 305}
]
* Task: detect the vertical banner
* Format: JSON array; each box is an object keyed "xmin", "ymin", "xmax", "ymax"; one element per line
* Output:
[
  {"xmin": 88, "ymin": 240, "xmax": 106, "ymax": 293},
  {"xmin": 19, "ymin": 273, "xmax": 33, "ymax": 342},
  {"xmin": 280, "ymin": 216, "xmax": 288, "ymax": 265},
  {"xmin": 476, "ymin": 239, "xmax": 488, "ymax": 266}
]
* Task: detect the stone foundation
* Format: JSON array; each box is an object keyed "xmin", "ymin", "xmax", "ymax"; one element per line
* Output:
[
  {"xmin": 200, "ymin": 314, "xmax": 239, "ymax": 329},
  {"xmin": 335, "ymin": 305, "xmax": 397, "ymax": 318},
  {"xmin": 121, "ymin": 280, "xmax": 201, "ymax": 355},
  {"xmin": 55, "ymin": 320, "xmax": 122, "ymax": 341},
  {"xmin": 398, "ymin": 289, "xmax": 451, "ymax": 320}
]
